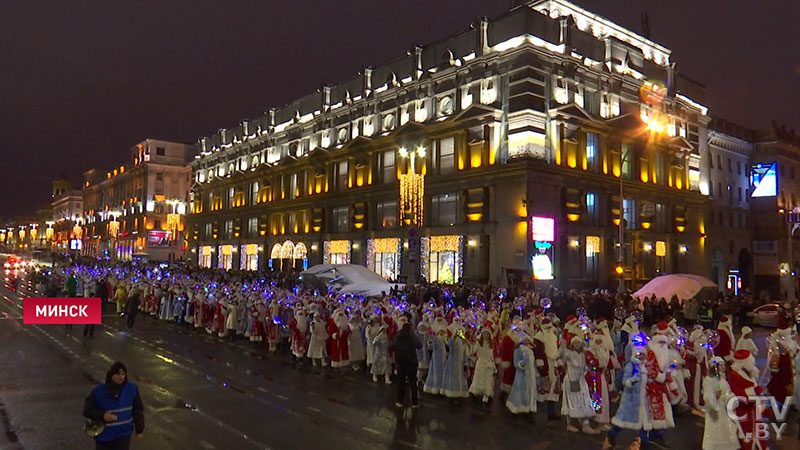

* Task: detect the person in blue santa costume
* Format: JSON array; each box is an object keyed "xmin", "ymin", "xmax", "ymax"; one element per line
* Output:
[
  {"xmin": 441, "ymin": 321, "xmax": 469, "ymax": 400},
  {"xmin": 423, "ymin": 318, "xmax": 449, "ymax": 395},
  {"xmin": 602, "ymin": 333, "xmax": 648, "ymax": 449},
  {"xmin": 505, "ymin": 331, "xmax": 537, "ymax": 422}
]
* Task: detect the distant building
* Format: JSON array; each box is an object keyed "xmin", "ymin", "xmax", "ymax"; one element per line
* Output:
[
  {"xmin": 706, "ymin": 118, "xmax": 755, "ymax": 294},
  {"xmin": 50, "ymin": 176, "xmax": 84, "ymax": 254},
  {"xmin": 80, "ymin": 139, "xmax": 193, "ymax": 261}
]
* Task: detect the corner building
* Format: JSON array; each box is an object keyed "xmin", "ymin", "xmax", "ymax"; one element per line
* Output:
[{"xmin": 188, "ymin": 0, "xmax": 711, "ymax": 289}]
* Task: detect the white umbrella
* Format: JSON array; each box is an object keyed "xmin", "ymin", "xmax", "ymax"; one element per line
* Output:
[{"xmin": 632, "ymin": 274, "xmax": 716, "ymax": 302}]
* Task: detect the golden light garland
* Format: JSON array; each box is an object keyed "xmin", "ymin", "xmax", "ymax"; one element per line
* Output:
[
  {"xmin": 166, "ymin": 213, "xmax": 180, "ymax": 240},
  {"xmin": 45, "ymin": 227, "xmax": 53, "ymax": 240},
  {"xmin": 329, "ymin": 239, "xmax": 350, "ymax": 254},
  {"xmin": 400, "ymin": 172, "xmax": 425, "ymax": 227},
  {"xmin": 107, "ymin": 220, "xmax": 119, "ymax": 238},
  {"xmin": 585, "ymin": 235, "xmax": 600, "ymax": 256},
  {"xmin": 430, "ymin": 235, "xmax": 460, "ymax": 252}
]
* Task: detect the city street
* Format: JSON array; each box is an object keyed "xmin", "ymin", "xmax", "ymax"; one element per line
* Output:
[{"xmin": 0, "ymin": 277, "xmax": 795, "ymax": 450}]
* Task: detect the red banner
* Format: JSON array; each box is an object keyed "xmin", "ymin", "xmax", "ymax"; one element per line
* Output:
[{"xmin": 23, "ymin": 298, "xmax": 102, "ymax": 324}]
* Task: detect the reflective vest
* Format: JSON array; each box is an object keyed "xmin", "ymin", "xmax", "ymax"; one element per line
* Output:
[{"xmin": 91, "ymin": 383, "xmax": 137, "ymax": 442}]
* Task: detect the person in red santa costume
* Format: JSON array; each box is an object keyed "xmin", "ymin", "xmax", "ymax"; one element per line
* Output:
[
  {"xmin": 643, "ymin": 322, "xmax": 680, "ymax": 448},
  {"xmin": 684, "ymin": 324, "xmax": 707, "ymax": 410},
  {"xmin": 533, "ymin": 317, "xmax": 561, "ymax": 421},
  {"xmin": 714, "ymin": 316, "xmax": 734, "ymax": 367},
  {"xmin": 593, "ymin": 318, "xmax": 620, "ymax": 393},
  {"xmin": 767, "ymin": 318, "xmax": 798, "ymax": 406},
  {"xmin": 327, "ymin": 308, "xmax": 351, "ymax": 370},
  {"xmin": 500, "ymin": 318, "xmax": 526, "ymax": 397},
  {"xmin": 729, "ymin": 349, "xmax": 769, "ymax": 450},
  {"xmin": 288, "ymin": 306, "xmax": 309, "ymax": 366},
  {"xmin": 586, "ymin": 331, "xmax": 616, "ymax": 429},
  {"xmin": 266, "ymin": 298, "xmax": 282, "ymax": 352}
]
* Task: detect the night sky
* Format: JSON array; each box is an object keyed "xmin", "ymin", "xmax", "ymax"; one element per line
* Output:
[{"xmin": 2, "ymin": 0, "xmax": 798, "ymax": 219}]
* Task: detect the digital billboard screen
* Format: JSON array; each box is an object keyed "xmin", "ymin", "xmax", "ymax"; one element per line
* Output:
[{"xmin": 751, "ymin": 162, "xmax": 777, "ymax": 197}]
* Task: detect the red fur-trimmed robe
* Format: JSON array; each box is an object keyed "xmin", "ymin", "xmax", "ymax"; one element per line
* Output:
[
  {"xmin": 729, "ymin": 368, "xmax": 768, "ymax": 450},
  {"xmin": 644, "ymin": 348, "xmax": 678, "ymax": 430}
]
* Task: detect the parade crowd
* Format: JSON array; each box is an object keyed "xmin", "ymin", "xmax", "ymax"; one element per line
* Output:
[{"xmin": 28, "ymin": 261, "xmax": 800, "ymax": 450}]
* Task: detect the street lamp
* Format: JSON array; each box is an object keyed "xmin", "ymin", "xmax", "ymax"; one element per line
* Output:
[{"xmin": 617, "ymin": 113, "xmax": 666, "ymax": 293}]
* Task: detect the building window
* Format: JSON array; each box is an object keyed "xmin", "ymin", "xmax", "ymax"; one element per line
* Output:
[
  {"xmin": 156, "ymin": 147, "xmax": 165, "ymax": 156},
  {"xmin": 586, "ymin": 133, "xmax": 597, "ymax": 167},
  {"xmin": 586, "ymin": 192, "xmax": 597, "ymax": 223},
  {"xmin": 381, "ymin": 150, "xmax": 395, "ymax": 183},
  {"xmin": 248, "ymin": 217, "xmax": 258, "ymax": 237},
  {"xmin": 376, "ymin": 200, "xmax": 397, "ymax": 228},
  {"xmin": 336, "ymin": 161, "xmax": 348, "ymax": 191},
  {"xmin": 709, "ymin": 182, "xmax": 714, "ymax": 197},
  {"xmin": 288, "ymin": 212, "xmax": 297, "ymax": 233},
  {"xmin": 719, "ymin": 210, "xmax": 724, "ymax": 226},
  {"xmin": 204, "ymin": 223, "xmax": 212, "ymax": 239},
  {"xmin": 709, "ymin": 153, "xmax": 714, "ymax": 168},
  {"xmin": 727, "ymin": 158, "xmax": 732, "ymax": 173},
  {"xmin": 717, "ymin": 155, "xmax": 721, "ymax": 170},
  {"xmin": 738, "ymin": 187, "xmax": 743, "ymax": 203},
  {"xmin": 224, "ymin": 220, "xmax": 233, "ymax": 239},
  {"xmin": 710, "ymin": 210, "xmax": 715, "ymax": 226},
  {"xmin": 289, "ymin": 173, "xmax": 298, "ymax": 199},
  {"xmin": 621, "ymin": 143, "xmax": 633, "ymax": 178},
  {"xmin": 431, "ymin": 193, "xmax": 458, "ymax": 226},
  {"xmin": 623, "ymin": 198, "xmax": 637, "ymax": 229},
  {"xmin": 737, "ymin": 161, "xmax": 742, "ymax": 175},
  {"xmin": 437, "ymin": 137, "xmax": 455, "ymax": 174},
  {"xmin": 250, "ymin": 182, "xmax": 259, "ymax": 205},
  {"xmin": 156, "ymin": 172, "xmax": 163, "ymax": 181},
  {"xmin": 332, "ymin": 206, "xmax": 349, "ymax": 233},
  {"xmin": 228, "ymin": 187, "xmax": 235, "ymax": 208}
]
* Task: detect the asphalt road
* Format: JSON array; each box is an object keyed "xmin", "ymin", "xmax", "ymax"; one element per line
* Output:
[{"xmin": 0, "ymin": 273, "xmax": 797, "ymax": 450}]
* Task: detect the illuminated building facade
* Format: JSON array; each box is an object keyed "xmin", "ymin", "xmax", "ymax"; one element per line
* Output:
[
  {"xmin": 706, "ymin": 119, "xmax": 755, "ymax": 294},
  {"xmin": 188, "ymin": 0, "xmax": 712, "ymax": 288},
  {"xmin": 80, "ymin": 139, "xmax": 192, "ymax": 261}
]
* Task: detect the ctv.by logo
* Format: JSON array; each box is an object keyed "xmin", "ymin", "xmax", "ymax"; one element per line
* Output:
[{"xmin": 726, "ymin": 396, "xmax": 791, "ymax": 442}]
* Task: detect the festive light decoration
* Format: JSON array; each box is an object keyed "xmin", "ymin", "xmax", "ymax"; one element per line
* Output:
[
  {"xmin": 166, "ymin": 213, "xmax": 180, "ymax": 240},
  {"xmin": 366, "ymin": 238, "xmax": 402, "ymax": 278},
  {"xmin": 400, "ymin": 172, "xmax": 424, "ymax": 227},
  {"xmin": 324, "ymin": 240, "xmax": 351, "ymax": 264},
  {"xmin": 585, "ymin": 235, "xmax": 600, "ymax": 256},
  {"xmin": 399, "ymin": 147, "xmax": 425, "ymax": 227},
  {"xmin": 421, "ymin": 235, "xmax": 463, "ymax": 283}
]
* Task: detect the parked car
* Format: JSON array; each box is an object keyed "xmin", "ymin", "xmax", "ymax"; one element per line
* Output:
[{"xmin": 748, "ymin": 303, "xmax": 781, "ymax": 327}]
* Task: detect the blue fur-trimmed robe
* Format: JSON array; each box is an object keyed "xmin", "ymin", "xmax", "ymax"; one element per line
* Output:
[
  {"xmin": 442, "ymin": 337, "xmax": 469, "ymax": 398},
  {"xmin": 506, "ymin": 344, "xmax": 537, "ymax": 413},
  {"xmin": 611, "ymin": 358, "xmax": 646, "ymax": 429},
  {"xmin": 423, "ymin": 335, "xmax": 448, "ymax": 395}
]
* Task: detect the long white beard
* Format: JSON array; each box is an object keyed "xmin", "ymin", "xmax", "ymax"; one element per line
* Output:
[
  {"xmin": 296, "ymin": 315, "xmax": 307, "ymax": 332},
  {"xmin": 539, "ymin": 330, "xmax": 559, "ymax": 360},
  {"xmin": 590, "ymin": 345, "xmax": 609, "ymax": 368},
  {"xmin": 334, "ymin": 314, "xmax": 347, "ymax": 330},
  {"xmin": 648, "ymin": 342, "xmax": 670, "ymax": 370}
]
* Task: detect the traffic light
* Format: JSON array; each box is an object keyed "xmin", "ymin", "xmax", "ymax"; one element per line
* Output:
[{"xmin": 614, "ymin": 264, "xmax": 624, "ymax": 275}]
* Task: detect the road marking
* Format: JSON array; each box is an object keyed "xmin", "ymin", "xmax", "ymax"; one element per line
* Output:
[
  {"xmin": 197, "ymin": 440, "xmax": 215, "ymax": 449},
  {"xmin": 307, "ymin": 406, "xmax": 321, "ymax": 413},
  {"xmin": 276, "ymin": 394, "xmax": 289, "ymax": 400},
  {"xmin": 361, "ymin": 427, "xmax": 382, "ymax": 435},
  {"xmin": 397, "ymin": 440, "xmax": 422, "ymax": 449},
  {"xmin": 257, "ymin": 387, "xmax": 269, "ymax": 393}
]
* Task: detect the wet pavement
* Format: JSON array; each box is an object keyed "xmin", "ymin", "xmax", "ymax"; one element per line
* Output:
[{"xmin": 0, "ymin": 277, "xmax": 798, "ymax": 450}]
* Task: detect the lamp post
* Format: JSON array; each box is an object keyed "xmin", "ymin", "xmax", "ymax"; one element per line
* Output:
[
  {"xmin": 618, "ymin": 113, "xmax": 667, "ymax": 293},
  {"xmin": 399, "ymin": 146, "xmax": 426, "ymax": 286}
]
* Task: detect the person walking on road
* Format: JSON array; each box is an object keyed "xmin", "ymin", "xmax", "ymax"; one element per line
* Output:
[
  {"xmin": 83, "ymin": 361, "xmax": 145, "ymax": 450},
  {"xmin": 391, "ymin": 320, "xmax": 422, "ymax": 408},
  {"xmin": 125, "ymin": 289, "xmax": 141, "ymax": 330}
]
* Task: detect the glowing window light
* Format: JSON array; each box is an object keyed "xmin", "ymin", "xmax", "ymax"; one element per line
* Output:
[
  {"xmin": 270, "ymin": 244, "xmax": 282, "ymax": 259},
  {"xmin": 430, "ymin": 235, "xmax": 460, "ymax": 252},
  {"xmin": 655, "ymin": 241, "xmax": 666, "ymax": 257}
]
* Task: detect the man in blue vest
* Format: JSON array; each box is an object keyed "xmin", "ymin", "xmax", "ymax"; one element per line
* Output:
[{"xmin": 83, "ymin": 361, "xmax": 145, "ymax": 449}]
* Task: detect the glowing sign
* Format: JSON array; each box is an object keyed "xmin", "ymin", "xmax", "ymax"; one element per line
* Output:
[
  {"xmin": 751, "ymin": 162, "xmax": 777, "ymax": 197},
  {"xmin": 532, "ymin": 254, "xmax": 554, "ymax": 280},
  {"xmin": 530, "ymin": 216, "xmax": 555, "ymax": 242}
]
